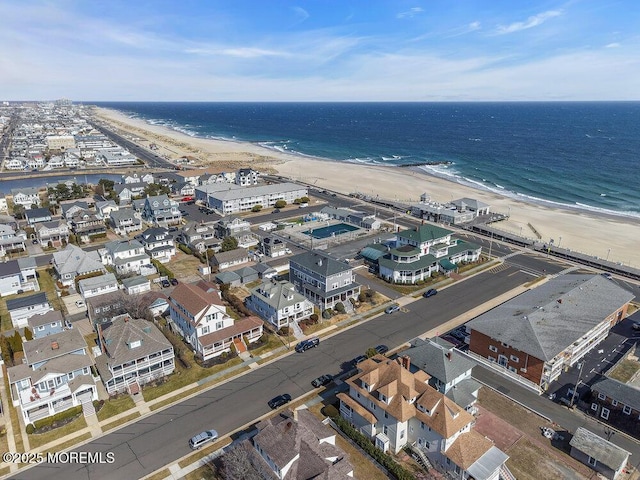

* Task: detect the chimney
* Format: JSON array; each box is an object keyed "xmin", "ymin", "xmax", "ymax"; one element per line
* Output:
[
  {"xmin": 401, "ymin": 355, "xmax": 411, "ymax": 370},
  {"xmin": 51, "ymin": 341, "xmax": 59, "ymax": 350},
  {"xmin": 557, "ymin": 298, "xmax": 562, "ymax": 304},
  {"xmin": 318, "ymin": 258, "xmax": 323, "ymax": 266},
  {"xmin": 446, "ymin": 352, "xmax": 452, "ymax": 361}
]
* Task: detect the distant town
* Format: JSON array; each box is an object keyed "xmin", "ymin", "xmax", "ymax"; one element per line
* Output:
[{"xmin": 0, "ymin": 100, "xmax": 639, "ymax": 480}]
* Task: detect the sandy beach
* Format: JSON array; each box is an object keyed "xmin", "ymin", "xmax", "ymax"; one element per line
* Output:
[{"xmin": 93, "ymin": 107, "xmax": 640, "ymax": 267}]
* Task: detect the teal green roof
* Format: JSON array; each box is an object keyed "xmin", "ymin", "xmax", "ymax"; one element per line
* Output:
[
  {"xmin": 360, "ymin": 245, "xmax": 387, "ymax": 261},
  {"xmin": 379, "ymin": 254, "xmax": 436, "ymax": 272},
  {"xmin": 446, "ymin": 239, "xmax": 481, "ymax": 256},
  {"xmin": 397, "ymin": 224, "xmax": 453, "ymax": 244},
  {"xmin": 390, "ymin": 245, "xmax": 421, "ymax": 257},
  {"xmin": 439, "ymin": 258, "xmax": 457, "ymax": 271}
]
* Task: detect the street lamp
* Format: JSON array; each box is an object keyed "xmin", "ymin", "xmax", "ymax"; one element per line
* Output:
[
  {"xmin": 606, "ymin": 248, "xmax": 611, "ymax": 262},
  {"xmin": 558, "ymin": 236, "xmax": 562, "ymax": 248}
]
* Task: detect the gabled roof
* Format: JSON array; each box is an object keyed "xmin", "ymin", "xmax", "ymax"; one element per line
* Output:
[
  {"xmin": 570, "ymin": 427, "xmax": 630, "ymax": 472},
  {"xmin": 405, "ymin": 338, "xmax": 476, "ymax": 385},
  {"xmin": 444, "ymin": 430, "xmax": 495, "ymax": 470},
  {"xmin": 169, "ymin": 282, "xmax": 224, "ymax": 325},
  {"xmin": 53, "ymin": 244, "xmax": 105, "ymax": 276},
  {"xmin": 251, "ymin": 280, "xmax": 309, "ymax": 311},
  {"xmin": 6, "ymin": 292, "xmax": 49, "ymax": 311},
  {"xmin": 467, "ymin": 275, "xmax": 635, "ymax": 361},
  {"xmin": 591, "ymin": 376, "xmax": 640, "ymax": 410},
  {"xmin": 103, "ymin": 239, "xmax": 144, "ymax": 254},
  {"xmin": 27, "ymin": 310, "xmax": 64, "ymax": 328},
  {"xmin": 212, "ymin": 248, "xmax": 248, "ymax": 264},
  {"xmin": 0, "ymin": 259, "xmax": 21, "ymax": 277},
  {"xmin": 25, "ymin": 207, "xmax": 51, "ymax": 219},
  {"xmin": 290, "ymin": 250, "xmax": 353, "ymax": 277},
  {"xmin": 23, "ymin": 328, "xmax": 87, "ymax": 365},
  {"xmin": 78, "ymin": 273, "xmax": 118, "ymax": 290}
]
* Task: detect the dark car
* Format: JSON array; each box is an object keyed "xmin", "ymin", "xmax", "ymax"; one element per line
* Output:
[
  {"xmin": 311, "ymin": 374, "xmax": 333, "ymax": 388},
  {"xmin": 295, "ymin": 337, "xmax": 319, "ymax": 353},
  {"xmin": 161, "ymin": 279, "xmax": 171, "ymax": 288},
  {"xmin": 374, "ymin": 344, "xmax": 389, "ymax": 355},
  {"xmin": 268, "ymin": 393, "xmax": 292, "ymax": 409},
  {"xmin": 352, "ymin": 355, "xmax": 367, "ymax": 366},
  {"xmin": 272, "ymin": 208, "xmax": 281, "ymax": 214},
  {"xmin": 170, "ymin": 278, "xmax": 179, "ymax": 286},
  {"xmin": 633, "ymin": 322, "xmax": 640, "ymax": 331},
  {"xmin": 423, "ymin": 289, "xmax": 438, "ymax": 298}
]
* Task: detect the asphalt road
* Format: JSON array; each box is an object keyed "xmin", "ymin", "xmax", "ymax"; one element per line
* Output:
[{"xmin": 20, "ymin": 265, "xmax": 531, "ymax": 480}]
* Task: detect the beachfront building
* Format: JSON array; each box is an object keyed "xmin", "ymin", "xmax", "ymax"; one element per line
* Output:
[
  {"xmin": 235, "ymin": 168, "xmax": 259, "ymax": 186},
  {"xmin": 168, "ymin": 281, "xmax": 263, "ymax": 360},
  {"xmin": 136, "ymin": 227, "xmax": 176, "ymax": 263},
  {"xmin": 196, "ymin": 182, "xmax": 308, "ymax": 215},
  {"xmin": 99, "ymin": 239, "xmax": 154, "ymax": 276},
  {"xmin": 368, "ymin": 224, "xmax": 481, "ymax": 284},
  {"xmin": 320, "ymin": 206, "xmax": 381, "ymax": 230},
  {"xmin": 246, "ymin": 279, "xmax": 314, "ymax": 330},
  {"xmin": 251, "ymin": 409, "xmax": 354, "ymax": 480},
  {"xmin": 337, "ymin": 355, "xmax": 510, "ymax": 479},
  {"xmin": 467, "ymin": 275, "xmax": 635, "ymax": 392},
  {"xmin": 142, "ymin": 194, "xmax": 182, "ymax": 226},
  {"xmin": 411, "ymin": 196, "xmax": 490, "ymax": 225},
  {"xmin": 95, "ymin": 314, "xmax": 174, "ymax": 395},
  {"xmin": 7, "ymin": 328, "xmax": 98, "ymax": 424},
  {"xmin": 289, "ymin": 250, "xmax": 360, "ymax": 312}
]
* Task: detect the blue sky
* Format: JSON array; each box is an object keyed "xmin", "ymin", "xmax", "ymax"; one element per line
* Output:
[{"xmin": 1, "ymin": 0, "xmax": 638, "ymax": 101}]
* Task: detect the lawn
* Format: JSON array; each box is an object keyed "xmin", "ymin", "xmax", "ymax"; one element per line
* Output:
[
  {"xmin": 37, "ymin": 267, "xmax": 65, "ymax": 313},
  {"xmin": 96, "ymin": 395, "xmax": 136, "ymax": 422},
  {"xmin": 506, "ymin": 437, "xmax": 585, "ymax": 480},
  {"xmin": 102, "ymin": 412, "xmax": 141, "ymax": 432},
  {"xmin": 608, "ymin": 359, "xmax": 640, "ymax": 383},
  {"xmin": 28, "ymin": 415, "xmax": 88, "ymax": 449}
]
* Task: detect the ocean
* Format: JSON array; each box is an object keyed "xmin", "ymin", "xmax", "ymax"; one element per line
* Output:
[{"xmin": 92, "ymin": 102, "xmax": 640, "ymax": 218}]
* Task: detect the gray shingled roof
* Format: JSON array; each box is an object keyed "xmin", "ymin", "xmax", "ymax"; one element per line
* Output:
[
  {"xmin": 78, "ymin": 273, "xmax": 118, "ymax": 291},
  {"xmin": 250, "ymin": 280, "xmax": 309, "ymax": 311},
  {"xmin": 467, "ymin": 275, "xmax": 635, "ymax": 361},
  {"xmin": 0, "ymin": 259, "xmax": 21, "ymax": 278},
  {"xmin": 27, "ymin": 310, "xmax": 63, "ymax": 328},
  {"xmin": 23, "ymin": 328, "xmax": 88, "ymax": 365},
  {"xmin": 6, "ymin": 292, "xmax": 48, "ymax": 311},
  {"xmin": 405, "ymin": 338, "xmax": 476, "ymax": 385},
  {"xmin": 53, "ymin": 244, "xmax": 105, "ymax": 276},
  {"xmin": 591, "ymin": 376, "xmax": 640, "ymax": 410},
  {"xmin": 290, "ymin": 250, "xmax": 352, "ymax": 277},
  {"xmin": 100, "ymin": 316, "xmax": 172, "ymax": 368},
  {"xmin": 570, "ymin": 427, "xmax": 630, "ymax": 471}
]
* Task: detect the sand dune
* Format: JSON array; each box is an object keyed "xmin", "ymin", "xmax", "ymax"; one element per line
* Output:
[{"xmin": 93, "ymin": 107, "xmax": 640, "ymax": 267}]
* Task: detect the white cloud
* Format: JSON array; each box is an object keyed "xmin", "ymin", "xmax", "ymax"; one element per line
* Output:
[
  {"xmin": 495, "ymin": 10, "xmax": 563, "ymax": 35},
  {"xmin": 605, "ymin": 42, "xmax": 620, "ymax": 48},
  {"xmin": 397, "ymin": 7, "xmax": 424, "ymax": 19},
  {"xmin": 292, "ymin": 6, "xmax": 310, "ymax": 22}
]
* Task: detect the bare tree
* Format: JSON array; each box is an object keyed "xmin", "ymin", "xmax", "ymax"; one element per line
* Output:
[{"xmin": 220, "ymin": 442, "xmax": 269, "ymax": 480}]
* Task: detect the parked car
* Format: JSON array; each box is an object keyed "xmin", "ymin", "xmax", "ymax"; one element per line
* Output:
[
  {"xmin": 75, "ymin": 300, "xmax": 85, "ymax": 308},
  {"xmin": 601, "ymin": 272, "xmax": 613, "ymax": 279},
  {"xmin": 170, "ymin": 278, "xmax": 179, "ymax": 286},
  {"xmin": 352, "ymin": 355, "xmax": 367, "ymax": 366},
  {"xmin": 32, "ymin": 239, "xmax": 39, "ymax": 245},
  {"xmin": 423, "ymin": 289, "xmax": 438, "ymax": 298},
  {"xmin": 272, "ymin": 208, "xmax": 281, "ymax": 214},
  {"xmin": 189, "ymin": 429, "xmax": 218, "ymax": 450},
  {"xmin": 385, "ymin": 304, "xmax": 400, "ymax": 314},
  {"xmin": 295, "ymin": 337, "xmax": 320, "ymax": 353},
  {"xmin": 311, "ymin": 374, "xmax": 333, "ymax": 388},
  {"xmin": 161, "ymin": 279, "xmax": 171, "ymax": 288},
  {"xmin": 374, "ymin": 344, "xmax": 389, "ymax": 355},
  {"xmin": 268, "ymin": 393, "xmax": 292, "ymax": 409},
  {"xmin": 633, "ymin": 322, "xmax": 640, "ymax": 331}
]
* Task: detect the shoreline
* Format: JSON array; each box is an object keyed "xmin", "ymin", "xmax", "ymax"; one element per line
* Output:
[{"xmin": 92, "ymin": 106, "xmax": 640, "ymax": 267}]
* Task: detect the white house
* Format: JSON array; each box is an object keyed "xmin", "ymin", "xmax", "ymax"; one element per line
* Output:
[
  {"xmin": 99, "ymin": 239, "xmax": 153, "ymax": 276},
  {"xmin": 246, "ymin": 280, "xmax": 314, "ymax": 330},
  {"xmin": 11, "ymin": 187, "xmax": 41, "ymax": 209},
  {"xmin": 6, "ymin": 292, "xmax": 53, "ymax": 329},
  {"xmin": 136, "ymin": 227, "xmax": 176, "ymax": 263},
  {"xmin": 78, "ymin": 273, "xmax": 119, "ymax": 299}
]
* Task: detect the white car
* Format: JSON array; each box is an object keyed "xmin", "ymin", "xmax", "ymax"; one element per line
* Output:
[{"xmin": 75, "ymin": 300, "xmax": 86, "ymax": 308}]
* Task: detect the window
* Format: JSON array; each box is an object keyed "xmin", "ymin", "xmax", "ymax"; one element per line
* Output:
[
  {"xmin": 400, "ymin": 430, "xmax": 405, "ymax": 439},
  {"xmin": 488, "ymin": 356, "xmax": 496, "ymax": 363},
  {"xmin": 624, "ymin": 405, "xmax": 632, "ymax": 415},
  {"xmin": 591, "ymin": 403, "xmax": 598, "ymax": 411},
  {"xmin": 489, "ymin": 345, "xmax": 498, "ymax": 353},
  {"xmin": 601, "ymin": 408, "xmax": 610, "ymax": 420},
  {"xmin": 508, "ymin": 366, "xmax": 518, "ymax": 373},
  {"xmin": 201, "ymin": 326, "xmax": 209, "ymax": 335},
  {"xmin": 612, "ymin": 400, "xmax": 618, "ymax": 406},
  {"xmin": 384, "ymin": 412, "xmax": 388, "ymax": 419},
  {"xmin": 588, "ymin": 456, "xmax": 597, "ymax": 467},
  {"xmin": 598, "ymin": 392, "xmax": 606, "ymax": 400},
  {"xmin": 510, "ymin": 355, "xmax": 519, "ymax": 363}
]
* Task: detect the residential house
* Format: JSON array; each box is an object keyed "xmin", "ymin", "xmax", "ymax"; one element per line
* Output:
[
  {"xmin": 7, "ymin": 328, "xmax": 98, "ymax": 423},
  {"xmin": 5, "ymin": 158, "xmax": 26, "ymax": 170},
  {"xmin": 121, "ymin": 276, "xmax": 151, "ymax": 295},
  {"xmin": 320, "ymin": 206, "xmax": 381, "ymax": 230},
  {"xmin": 404, "ymin": 338, "xmax": 480, "ymax": 411},
  {"xmin": 61, "ymin": 201, "xmax": 89, "ymax": 221},
  {"xmin": 138, "ymin": 292, "xmax": 169, "ymax": 318},
  {"xmin": 25, "ymin": 207, "xmax": 52, "ymax": 225},
  {"xmin": 99, "ymin": 239, "xmax": 153, "ymax": 276},
  {"xmin": 171, "ymin": 182, "xmax": 195, "ymax": 197},
  {"xmin": 95, "ymin": 200, "xmax": 119, "ymax": 219},
  {"xmin": 252, "ymin": 262, "xmax": 278, "ymax": 280},
  {"xmin": 142, "ymin": 194, "xmax": 182, "ymax": 226},
  {"xmin": 95, "ymin": 314, "xmax": 175, "ymax": 395},
  {"xmin": 7, "ymin": 292, "xmax": 53, "ymax": 328},
  {"xmin": 0, "ymin": 194, "xmax": 7, "ymax": 213},
  {"xmin": 69, "ymin": 209, "xmax": 106, "ymax": 243},
  {"xmin": 52, "ymin": 244, "xmax": 107, "ymax": 287},
  {"xmin": 27, "ymin": 310, "xmax": 66, "ymax": 339},
  {"xmin": 260, "ymin": 237, "xmax": 287, "ymax": 258},
  {"xmin": 210, "ymin": 248, "xmax": 249, "ymax": 271},
  {"xmin": 0, "ymin": 259, "xmax": 39, "ymax": 297},
  {"xmin": 589, "ymin": 376, "xmax": 640, "ymax": 438},
  {"xmin": 375, "ymin": 224, "xmax": 481, "ymax": 284},
  {"xmin": 337, "ymin": 355, "xmax": 510, "ymax": 479},
  {"xmin": 196, "ymin": 182, "xmax": 308, "ymax": 215},
  {"xmin": 78, "ymin": 273, "xmax": 119, "ymax": 299},
  {"xmin": 136, "ymin": 227, "xmax": 176, "ymax": 263},
  {"xmin": 114, "ymin": 183, "xmax": 141, "ymax": 204},
  {"xmin": 235, "ymin": 168, "xmax": 259, "ymax": 186},
  {"xmin": 109, "ymin": 208, "xmax": 143, "ymax": 235},
  {"xmin": 11, "ymin": 187, "xmax": 41, "ymax": 209},
  {"xmin": 87, "ymin": 291, "xmax": 126, "ymax": 328},
  {"xmin": 467, "ymin": 275, "xmax": 635, "ymax": 392},
  {"xmin": 180, "ymin": 221, "xmax": 219, "ymax": 253},
  {"xmin": 122, "ymin": 172, "xmax": 154, "ymax": 184},
  {"xmin": 35, "ymin": 220, "xmax": 70, "ymax": 247},
  {"xmin": 251, "ymin": 409, "xmax": 354, "ymax": 480},
  {"xmin": 0, "ymin": 224, "xmax": 26, "ymax": 257},
  {"xmin": 234, "ymin": 266, "xmax": 259, "ymax": 284},
  {"xmin": 217, "ymin": 216, "xmax": 251, "ymax": 238},
  {"xmin": 289, "ymin": 251, "xmax": 361, "ymax": 311},
  {"xmin": 168, "ymin": 281, "xmax": 263, "ymax": 360},
  {"xmin": 569, "ymin": 427, "xmax": 630, "ymax": 480},
  {"xmin": 215, "ymin": 271, "xmax": 241, "ymax": 287},
  {"xmin": 246, "ymin": 280, "xmax": 314, "ymax": 330}
]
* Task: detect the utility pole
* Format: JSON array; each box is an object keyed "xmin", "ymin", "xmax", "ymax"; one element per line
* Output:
[{"xmin": 569, "ymin": 361, "xmax": 584, "ymax": 409}]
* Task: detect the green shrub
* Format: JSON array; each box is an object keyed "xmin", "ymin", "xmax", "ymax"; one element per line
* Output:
[
  {"xmin": 335, "ymin": 302, "xmax": 345, "ymax": 313},
  {"xmin": 26, "ymin": 424, "xmax": 35, "ymax": 434},
  {"xmin": 33, "ymin": 405, "xmax": 82, "ymax": 430},
  {"xmin": 274, "ymin": 200, "xmax": 287, "ymax": 209},
  {"xmin": 309, "ymin": 313, "xmax": 319, "ymax": 324},
  {"xmin": 251, "ymin": 205, "xmax": 263, "ymax": 212},
  {"xmin": 321, "ymin": 404, "xmax": 339, "ymax": 418},
  {"xmin": 178, "ymin": 244, "xmax": 192, "ymax": 255},
  {"xmin": 322, "ymin": 310, "xmax": 332, "ymax": 319}
]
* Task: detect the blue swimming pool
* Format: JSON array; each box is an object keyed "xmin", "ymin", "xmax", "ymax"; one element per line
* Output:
[{"xmin": 303, "ymin": 223, "xmax": 359, "ymax": 239}]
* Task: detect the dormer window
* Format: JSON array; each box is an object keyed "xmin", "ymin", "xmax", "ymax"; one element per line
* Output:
[{"xmin": 380, "ymin": 393, "xmax": 387, "ymax": 403}]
